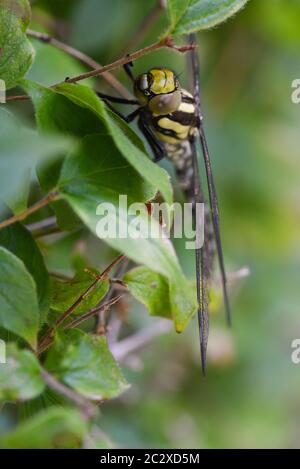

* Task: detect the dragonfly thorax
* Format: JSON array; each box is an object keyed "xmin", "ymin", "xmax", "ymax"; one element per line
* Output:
[{"xmin": 149, "ymin": 89, "xmax": 199, "ymax": 145}]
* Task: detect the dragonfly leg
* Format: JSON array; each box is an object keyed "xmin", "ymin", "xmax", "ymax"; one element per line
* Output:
[
  {"xmin": 123, "ymin": 59, "xmax": 135, "ymax": 82},
  {"xmin": 95, "ymin": 91, "xmax": 138, "ymax": 105},
  {"xmin": 98, "ymin": 97, "xmax": 141, "ymax": 123},
  {"xmin": 138, "ymin": 116, "xmax": 167, "ymax": 162}
]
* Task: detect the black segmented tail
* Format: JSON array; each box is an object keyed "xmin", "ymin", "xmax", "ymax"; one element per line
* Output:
[
  {"xmin": 165, "ymin": 141, "xmax": 215, "ymax": 282},
  {"xmin": 165, "ymin": 140, "xmax": 212, "ymax": 374}
]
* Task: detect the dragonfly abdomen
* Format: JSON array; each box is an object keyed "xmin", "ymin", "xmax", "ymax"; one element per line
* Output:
[
  {"xmin": 165, "ymin": 140, "xmax": 215, "ymax": 282},
  {"xmin": 149, "ymin": 86, "xmax": 215, "ymax": 279}
]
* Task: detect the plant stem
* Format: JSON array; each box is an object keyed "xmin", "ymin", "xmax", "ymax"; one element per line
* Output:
[
  {"xmin": 50, "ymin": 272, "xmax": 73, "ymax": 281},
  {"xmin": 37, "ymin": 295, "xmax": 123, "ymax": 355},
  {"xmin": 111, "ymin": 320, "xmax": 172, "ymax": 361},
  {"xmin": 26, "ymin": 29, "xmax": 132, "ymax": 99},
  {"xmin": 54, "ymin": 254, "xmax": 124, "ymax": 329},
  {"xmin": 41, "ymin": 368, "xmax": 97, "ymax": 420},
  {"xmin": 6, "ymin": 36, "xmax": 195, "ymax": 103},
  {"xmin": 64, "ymin": 295, "xmax": 123, "ymax": 330},
  {"xmin": 63, "ymin": 37, "xmax": 194, "ymax": 85},
  {"xmin": 26, "ymin": 216, "xmax": 61, "ymax": 237},
  {"xmin": 95, "ymin": 257, "xmax": 130, "ymax": 334},
  {"xmin": 0, "ymin": 190, "xmax": 59, "ymax": 230},
  {"xmin": 6, "ymin": 94, "xmax": 30, "ymax": 102},
  {"xmin": 38, "ymin": 255, "xmax": 125, "ymax": 352}
]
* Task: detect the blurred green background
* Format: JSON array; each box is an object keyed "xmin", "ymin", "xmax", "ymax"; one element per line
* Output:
[{"xmin": 2, "ymin": 0, "xmax": 300, "ymax": 449}]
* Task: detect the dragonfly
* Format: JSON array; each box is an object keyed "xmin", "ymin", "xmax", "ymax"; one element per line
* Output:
[{"xmin": 96, "ymin": 34, "xmax": 231, "ymax": 374}]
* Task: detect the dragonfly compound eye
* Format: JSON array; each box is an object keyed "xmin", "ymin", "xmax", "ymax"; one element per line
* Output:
[{"xmin": 134, "ymin": 73, "xmax": 152, "ymax": 104}]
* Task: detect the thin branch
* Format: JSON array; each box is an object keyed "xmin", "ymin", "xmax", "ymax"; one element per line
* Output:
[
  {"xmin": 109, "ymin": 279, "xmax": 127, "ymax": 290},
  {"xmin": 38, "ymin": 295, "xmax": 124, "ymax": 355},
  {"xmin": 26, "ymin": 29, "xmax": 132, "ymax": 99},
  {"xmin": 111, "ymin": 320, "xmax": 172, "ymax": 361},
  {"xmin": 223, "ymin": 266, "xmax": 250, "ymax": 285},
  {"xmin": 107, "ymin": 314, "xmax": 124, "ymax": 346},
  {"xmin": 26, "ymin": 215, "xmax": 57, "ymax": 233},
  {"xmin": 95, "ymin": 257, "xmax": 130, "ymax": 334},
  {"xmin": 65, "ymin": 295, "xmax": 123, "ymax": 331},
  {"xmin": 48, "ymin": 254, "xmax": 124, "ymax": 331},
  {"xmin": 84, "ymin": 426, "xmax": 114, "ymax": 449},
  {"xmin": 6, "ymin": 94, "xmax": 30, "ymax": 102},
  {"xmin": 6, "ymin": 37, "xmax": 195, "ymax": 103},
  {"xmin": 32, "ymin": 226, "xmax": 61, "ymax": 238},
  {"xmin": 50, "ymin": 272, "xmax": 72, "ymax": 281},
  {"xmin": 41, "ymin": 368, "xmax": 97, "ymax": 420},
  {"xmin": 0, "ymin": 190, "xmax": 59, "ymax": 230},
  {"xmin": 38, "ymin": 255, "xmax": 125, "ymax": 351},
  {"xmin": 26, "ymin": 216, "xmax": 62, "ymax": 238},
  {"xmin": 63, "ymin": 37, "xmax": 195, "ymax": 85}
]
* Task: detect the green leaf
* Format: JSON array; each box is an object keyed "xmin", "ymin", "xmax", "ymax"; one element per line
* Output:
[
  {"xmin": 24, "ymin": 80, "xmax": 197, "ymax": 331},
  {"xmin": 0, "ymin": 108, "xmax": 26, "ymax": 213},
  {"xmin": 55, "ymin": 83, "xmax": 173, "ymax": 212},
  {"xmin": 58, "ymin": 136, "xmax": 196, "ymax": 330},
  {"xmin": 50, "ymin": 269, "xmax": 109, "ymax": 316},
  {"xmin": 0, "ymin": 223, "xmax": 50, "ymax": 323},
  {"xmin": 37, "ymin": 155, "xmax": 83, "ymax": 232},
  {"xmin": 124, "ymin": 266, "xmax": 172, "ymax": 319},
  {"xmin": 0, "ymin": 108, "xmax": 73, "ymax": 213},
  {"xmin": 23, "ymin": 80, "xmax": 173, "ymax": 212},
  {"xmin": 22, "ymin": 80, "xmax": 160, "ymax": 227},
  {"xmin": 45, "ymin": 329, "xmax": 129, "ymax": 400},
  {"xmin": 0, "ymin": 106, "xmax": 19, "ymax": 136},
  {"xmin": 59, "ymin": 133, "xmax": 154, "ymax": 206},
  {"xmin": 0, "ymin": 0, "xmax": 31, "ymax": 27},
  {"xmin": 0, "ymin": 0, "xmax": 34, "ymax": 88},
  {"xmin": 1, "ymin": 407, "xmax": 88, "ymax": 449},
  {"xmin": 23, "ymin": 80, "xmax": 104, "ymax": 138},
  {"xmin": 26, "ymin": 38, "xmax": 95, "ymax": 87},
  {"xmin": 167, "ymin": 0, "xmax": 249, "ymax": 35},
  {"xmin": 84, "ymin": 434, "xmax": 113, "ymax": 449},
  {"xmin": 0, "ymin": 343, "xmax": 44, "ymax": 403},
  {"xmin": 0, "ymin": 247, "xmax": 39, "ymax": 348}
]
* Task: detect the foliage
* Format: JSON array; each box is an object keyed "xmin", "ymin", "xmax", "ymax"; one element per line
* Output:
[
  {"xmin": 1, "ymin": 0, "xmax": 298, "ymax": 451},
  {"xmin": 0, "ymin": 0, "xmax": 34, "ymax": 88},
  {"xmin": 0, "ymin": 343, "xmax": 44, "ymax": 403},
  {"xmin": 45, "ymin": 329, "xmax": 129, "ymax": 400},
  {"xmin": 1, "ymin": 407, "xmax": 88, "ymax": 448},
  {"xmin": 0, "ymin": 247, "xmax": 39, "ymax": 348},
  {"xmin": 166, "ymin": 0, "xmax": 249, "ymax": 35}
]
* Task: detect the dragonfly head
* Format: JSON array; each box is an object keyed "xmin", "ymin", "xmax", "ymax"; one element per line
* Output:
[{"xmin": 134, "ymin": 68, "xmax": 182, "ymax": 115}]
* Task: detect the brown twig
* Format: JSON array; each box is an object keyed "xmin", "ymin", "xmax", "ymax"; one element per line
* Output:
[
  {"xmin": 26, "ymin": 29, "xmax": 132, "ymax": 99},
  {"xmin": 6, "ymin": 36, "xmax": 195, "ymax": 103},
  {"xmin": 65, "ymin": 295, "xmax": 123, "ymax": 331},
  {"xmin": 109, "ymin": 279, "xmax": 127, "ymax": 290},
  {"xmin": 222, "ymin": 266, "xmax": 250, "ymax": 285},
  {"xmin": 0, "ymin": 190, "xmax": 59, "ymax": 230},
  {"xmin": 95, "ymin": 258, "xmax": 130, "ymax": 334},
  {"xmin": 111, "ymin": 320, "xmax": 172, "ymax": 361},
  {"xmin": 6, "ymin": 94, "xmax": 30, "ymax": 102},
  {"xmin": 26, "ymin": 215, "xmax": 58, "ymax": 237},
  {"xmin": 38, "ymin": 255, "xmax": 125, "ymax": 352},
  {"xmin": 63, "ymin": 38, "xmax": 195, "ymax": 85},
  {"xmin": 37, "ymin": 295, "xmax": 123, "ymax": 355},
  {"xmin": 41, "ymin": 368, "xmax": 97, "ymax": 420},
  {"xmin": 84, "ymin": 426, "xmax": 113, "ymax": 449},
  {"xmin": 49, "ymin": 272, "xmax": 73, "ymax": 281}
]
